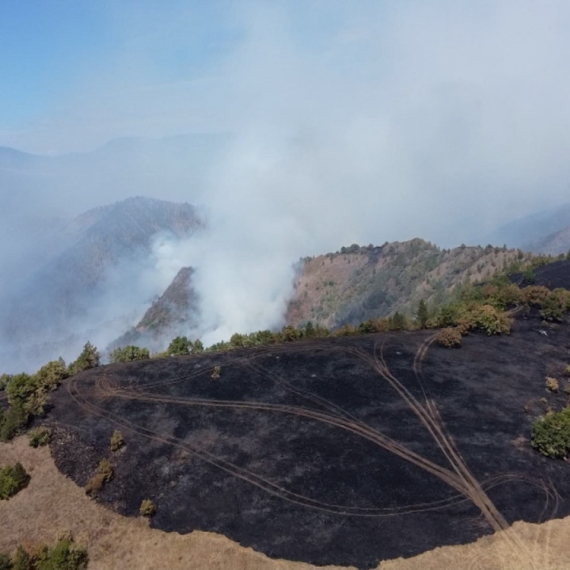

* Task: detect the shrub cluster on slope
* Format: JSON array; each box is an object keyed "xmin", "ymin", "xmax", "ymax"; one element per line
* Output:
[
  {"xmin": 0, "ymin": 536, "xmax": 87, "ymax": 570},
  {"xmin": 109, "ymin": 345, "xmax": 149, "ymax": 363},
  {"xmin": 286, "ymin": 240, "xmax": 540, "ymax": 329},
  {"xmin": 0, "ymin": 342, "xmax": 100, "ymax": 442}
]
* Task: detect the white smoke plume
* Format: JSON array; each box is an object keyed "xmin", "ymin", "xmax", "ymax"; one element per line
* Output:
[{"xmin": 4, "ymin": 1, "xmax": 570, "ymax": 361}]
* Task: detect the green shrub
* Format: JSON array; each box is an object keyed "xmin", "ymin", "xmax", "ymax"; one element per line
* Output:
[
  {"xmin": 521, "ymin": 285, "xmax": 551, "ymax": 306},
  {"xmin": 12, "ymin": 546, "xmax": 31, "ymax": 570},
  {"xmin": 98, "ymin": 458, "xmax": 113, "ymax": 481},
  {"xmin": 416, "ymin": 300, "xmax": 429, "ymax": 328},
  {"xmin": 0, "ymin": 405, "xmax": 29, "ymax": 442},
  {"xmin": 437, "ymin": 305, "xmax": 459, "ymax": 327},
  {"xmin": 532, "ymin": 407, "xmax": 570, "ymax": 458},
  {"xmin": 388, "ymin": 311, "xmax": 408, "ymax": 331},
  {"xmin": 110, "ymin": 430, "xmax": 124, "ymax": 451},
  {"xmin": 545, "ymin": 377, "xmax": 559, "ymax": 392},
  {"xmin": 0, "ymin": 538, "xmax": 87, "ymax": 570},
  {"xmin": 460, "ymin": 304, "xmax": 512, "ymax": 335},
  {"xmin": 281, "ymin": 326, "xmax": 301, "ymax": 341},
  {"xmin": 28, "ymin": 427, "xmax": 52, "ymax": 448},
  {"xmin": 190, "ymin": 339, "xmax": 204, "ymax": 354},
  {"xmin": 167, "ymin": 336, "xmax": 190, "ymax": 356},
  {"xmin": 540, "ymin": 293, "xmax": 564, "ymax": 321},
  {"xmin": 84, "ymin": 473, "xmax": 105, "ymax": 496},
  {"xmin": 32, "ymin": 536, "xmax": 87, "ymax": 570},
  {"xmin": 86, "ymin": 458, "xmax": 113, "ymax": 496},
  {"xmin": 0, "ymin": 374, "xmax": 11, "ymax": 391},
  {"xmin": 110, "ymin": 345, "xmax": 150, "ymax": 363},
  {"xmin": 5, "ymin": 374, "xmax": 39, "ymax": 409},
  {"xmin": 522, "ymin": 268, "xmax": 536, "ymax": 285},
  {"xmin": 0, "ymin": 552, "xmax": 11, "ymax": 570},
  {"xmin": 34, "ymin": 359, "xmax": 68, "ymax": 392},
  {"xmin": 437, "ymin": 327, "xmax": 462, "ymax": 348},
  {"xmin": 0, "ymin": 462, "xmax": 30, "ymax": 500},
  {"xmin": 140, "ymin": 498, "xmax": 155, "ymax": 517},
  {"xmin": 68, "ymin": 342, "xmax": 100, "ymax": 375}
]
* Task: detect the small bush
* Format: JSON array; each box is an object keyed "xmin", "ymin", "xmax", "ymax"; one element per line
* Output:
[
  {"xmin": 12, "ymin": 545, "xmax": 31, "ymax": 570},
  {"xmin": 437, "ymin": 328, "xmax": 462, "ymax": 348},
  {"xmin": 28, "ymin": 427, "xmax": 52, "ymax": 448},
  {"xmin": 540, "ymin": 293, "xmax": 565, "ymax": 321},
  {"xmin": 521, "ymin": 285, "xmax": 551, "ymax": 306},
  {"xmin": 0, "ymin": 405, "xmax": 29, "ymax": 442},
  {"xmin": 564, "ymin": 366, "xmax": 570, "ymax": 377},
  {"xmin": 98, "ymin": 458, "xmax": 113, "ymax": 481},
  {"xmin": 211, "ymin": 366, "xmax": 221, "ymax": 379},
  {"xmin": 545, "ymin": 377, "xmax": 559, "ymax": 392},
  {"xmin": 456, "ymin": 304, "xmax": 511, "ymax": 335},
  {"xmin": 109, "ymin": 430, "xmax": 124, "ymax": 452},
  {"xmin": 0, "ymin": 462, "xmax": 30, "ymax": 500},
  {"xmin": 68, "ymin": 342, "xmax": 100, "ymax": 375},
  {"xmin": 140, "ymin": 498, "xmax": 155, "ymax": 517},
  {"xmin": 167, "ymin": 336, "xmax": 190, "ymax": 356},
  {"xmin": 110, "ymin": 346, "xmax": 150, "ymax": 363},
  {"xmin": 532, "ymin": 407, "xmax": 570, "ymax": 458},
  {"xmin": 34, "ymin": 536, "xmax": 88, "ymax": 570},
  {"xmin": 5, "ymin": 373, "xmax": 39, "ymax": 409},
  {"xmin": 86, "ymin": 458, "xmax": 113, "ymax": 496},
  {"xmin": 84, "ymin": 473, "xmax": 105, "ymax": 496},
  {"xmin": 0, "ymin": 373, "xmax": 11, "ymax": 391},
  {"xmin": 6, "ymin": 536, "xmax": 88, "ymax": 570},
  {"xmin": 34, "ymin": 359, "xmax": 68, "ymax": 392},
  {"xmin": 0, "ymin": 552, "xmax": 11, "ymax": 570}
]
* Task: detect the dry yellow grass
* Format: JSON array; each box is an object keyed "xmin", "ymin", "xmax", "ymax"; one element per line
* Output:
[{"xmin": 1, "ymin": 436, "xmax": 570, "ymax": 570}]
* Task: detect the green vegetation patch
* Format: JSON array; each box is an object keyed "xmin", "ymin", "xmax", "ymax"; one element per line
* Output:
[
  {"xmin": 0, "ymin": 536, "xmax": 87, "ymax": 570},
  {"xmin": 110, "ymin": 345, "xmax": 149, "ymax": 363},
  {"xmin": 0, "ymin": 343, "xmax": 99, "ymax": 442},
  {"xmin": 532, "ymin": 407, "xmax": 570, "ymax": 459},
  {"xmin": 140, "ymin": 498, "xmax": 155, "ymax": 517},
  {"xmin": 0, "ymin": 462, "xmax": 30, "ymax": 500},
  {"xmin": 28, "ymin": 427, "xmax": 52, "ymax": 448}
]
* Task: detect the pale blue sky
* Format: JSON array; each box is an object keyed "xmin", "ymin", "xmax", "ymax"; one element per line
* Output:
[
  {"xmin": 0, "ymin": 0, "xmax": 244, "ymax": 149},
  {"xmin": 2, "ymin": 0, "xmax": 570, "ymax": 239}
]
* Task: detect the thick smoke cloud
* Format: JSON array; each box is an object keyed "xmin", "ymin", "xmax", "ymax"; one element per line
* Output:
[{"xmin": 4, "ymin": 1, "xmax": 570, "ymax": 362}]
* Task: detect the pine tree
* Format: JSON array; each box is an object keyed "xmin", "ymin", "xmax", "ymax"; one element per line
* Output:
[
  {"xmin": 416, "ymin": 300, "xmax": 429, "ymax": 329},
  {"xmin": 167, "ymin": 336, "xmax": 190, "ymax": 356},
  {"xmin": 69, "ymin": 342, "xmax": 100, "ymax": 374}
]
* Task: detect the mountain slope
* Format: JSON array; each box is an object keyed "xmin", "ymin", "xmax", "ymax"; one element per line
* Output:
[
  {"xmin": 111, "ymin": 266, "xmax": 199, "ymax": 351},
  {"xmin": 526, "ymin": 226, "xmax": 570, "ymax": 256},
  {"xmin": 0, "ymin": 197, "xmax": 202, "ymax": 371},
  {"xmin": 286, "ymin": 239, "xmax": 529, "ymax": 328},
  {"xmin": 489, "ymin": 203, "xmax": 570, "ymax": 252}
]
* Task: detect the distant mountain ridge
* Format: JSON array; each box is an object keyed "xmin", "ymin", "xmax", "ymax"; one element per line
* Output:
[
  {"xmin": 490, "ymin": 203, "xmax": 570, "ymax": 255},
  {"xmin": 0, "ymin": 196, "xmax": 202, "ymax": 371},
  {"xmin": 110, "ymin": 266, "xmax": 199, "ymax": 352},
  {"xmin": 285, "ymin": 239, "xmax": 530, "ymax": 329}
]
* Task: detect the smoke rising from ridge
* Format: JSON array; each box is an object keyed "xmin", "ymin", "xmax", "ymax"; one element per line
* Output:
[{"xmin": 4, "ymin": 1, "xmax": 570, "ymax": 363}]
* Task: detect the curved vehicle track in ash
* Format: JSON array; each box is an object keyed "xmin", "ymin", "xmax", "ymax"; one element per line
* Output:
[{"xmin": 50, "ymin": 323, "xmax": 570, "ymax": 569}]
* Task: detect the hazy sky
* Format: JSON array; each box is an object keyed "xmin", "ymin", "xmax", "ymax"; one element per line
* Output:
[
  {"xmin": 3, "ymin": 1, "xmax": 570, "ymax": 364},
  {"xmin": 3, "ymin": 1, "xmax": 570, "ymax": 240}
]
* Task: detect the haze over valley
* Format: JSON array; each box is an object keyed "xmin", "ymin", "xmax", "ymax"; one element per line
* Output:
[{"xmin": 5, "ymin": 3, "xmax": 570, "ymax": 570}]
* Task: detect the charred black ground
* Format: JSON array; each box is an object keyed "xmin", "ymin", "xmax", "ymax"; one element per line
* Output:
[{"xmin": 47, "ymin": 303, "xmax": 570, "ymax": 569}]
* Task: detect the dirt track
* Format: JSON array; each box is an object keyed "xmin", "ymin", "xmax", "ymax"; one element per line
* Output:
[{"xmin": 46, "ymin": 312, "xmax": 570, "ymax": 569}]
